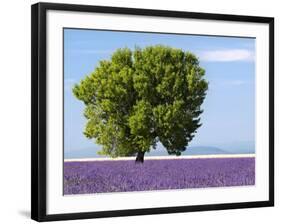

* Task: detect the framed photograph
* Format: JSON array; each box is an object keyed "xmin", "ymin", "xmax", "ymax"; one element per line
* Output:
[{"xmin": 31, "ymin": 2, "xmax": 274, "ymax": 222}]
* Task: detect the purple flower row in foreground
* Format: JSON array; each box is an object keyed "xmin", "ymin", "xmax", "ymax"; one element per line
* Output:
[{"xmin": 64, "ymin": 157, "xmax": 255, "ymax": 195}]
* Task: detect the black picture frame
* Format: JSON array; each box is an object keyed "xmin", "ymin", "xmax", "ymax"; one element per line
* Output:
[{"xmin": 31, "ymin": 2, "xmax": 274, "ymax": 222}]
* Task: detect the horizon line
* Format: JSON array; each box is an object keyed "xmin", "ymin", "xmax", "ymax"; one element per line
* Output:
[{"xmin": 64, "ymin": 153, "xmax": 255, "ymax": 162}]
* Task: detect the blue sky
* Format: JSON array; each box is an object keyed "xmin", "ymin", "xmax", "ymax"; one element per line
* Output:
[{"xmin": 64, "ymin": 28, "xmax": 255, "ymax": 158}]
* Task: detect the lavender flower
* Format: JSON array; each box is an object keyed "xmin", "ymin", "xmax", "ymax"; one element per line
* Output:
[{"xmin": 64, "ymin": 158, "xmax": 255, "ymax": 195}]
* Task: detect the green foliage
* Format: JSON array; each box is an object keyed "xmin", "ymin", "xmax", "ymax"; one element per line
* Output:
[{"xmin": 73, "ymin": 45, "xmax": 208, "ymax": 158}]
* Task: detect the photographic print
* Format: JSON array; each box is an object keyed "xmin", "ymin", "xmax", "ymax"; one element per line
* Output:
[
  {"xmin": 31, "ymin": 3, "xmax": 273, "ymax": 221},
  {"xmin": 63, "ymin": 29, "xmax": 256, "ymax": 195}
]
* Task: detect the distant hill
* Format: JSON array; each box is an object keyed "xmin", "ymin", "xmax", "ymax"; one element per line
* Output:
[
  {"xmin": 216, "ymin": 141, "xmax": 255, "ymax": 154},
  {"xmin": 65, "ymin": 143, "xmax": 254, "ymax": 159},
  {"xmin": 183, "ymin": 146, "xmax": 229, "ymax": 155},
  {"xmin": 65, "ymin": 149, "xmax": 104, "ymax": 159},
  {"xmin": 146, "ymin": 146, "xmax": 229, "ymax": 156}
]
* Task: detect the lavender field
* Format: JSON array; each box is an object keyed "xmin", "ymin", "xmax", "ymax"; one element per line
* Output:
[{"xmin": 64, "ymin": 157, "xmax": 255, "ymax": 195}]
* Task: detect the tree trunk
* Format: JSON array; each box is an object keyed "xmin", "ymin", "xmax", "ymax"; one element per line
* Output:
[{"xmin": 135, "ymin": 151, "xmax": 145, "ymax": 163}]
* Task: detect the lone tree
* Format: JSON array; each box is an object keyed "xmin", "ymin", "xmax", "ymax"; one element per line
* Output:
[{"xmin": 73, "ymin": 45, "xmax": 208, "ymax": 163}]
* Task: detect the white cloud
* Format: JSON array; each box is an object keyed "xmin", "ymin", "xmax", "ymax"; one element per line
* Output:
[
  {"xmin": 223, "ymin": 80, "xmax": 247, "ymax": 86},
  {"xmin": 65, "ymin": 78, "xmax": 76, "ymax": 84},
  {"xmin": 209, "ymin": 80, "xmax": 248, "ymax": 90},
  {"xmin": 64, "ymin": 78, "xmax": 77, "ymax": 92},
  {"xmin": 200, "ymin": 49, "xmax": 255, "ymax": 62}
]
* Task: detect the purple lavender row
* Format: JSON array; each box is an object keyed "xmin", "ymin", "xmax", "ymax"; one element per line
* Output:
[{"xmin": 64, "ymin": 158, "xmax": 255, "ymax": 195}]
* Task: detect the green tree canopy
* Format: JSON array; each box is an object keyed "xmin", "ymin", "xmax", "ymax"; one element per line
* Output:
[{"xmin": 73, "ymin": 45, "xmax": 208, "ymax": 162}]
